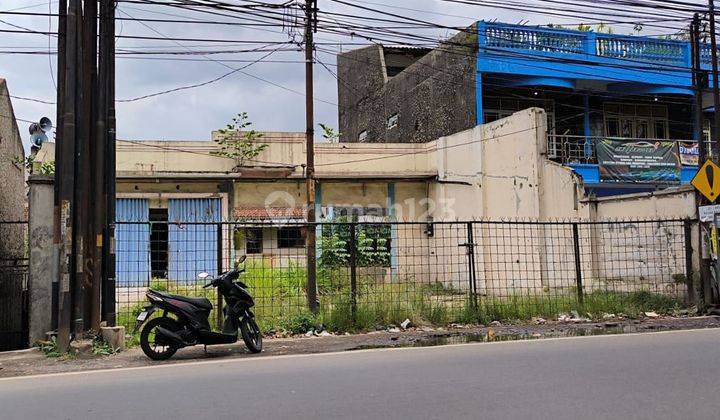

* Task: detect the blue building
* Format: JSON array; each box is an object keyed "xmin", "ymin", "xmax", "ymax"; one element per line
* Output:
[{"xmin": 338, "ymin": 21, "xmax": 710, "ymax": 196}]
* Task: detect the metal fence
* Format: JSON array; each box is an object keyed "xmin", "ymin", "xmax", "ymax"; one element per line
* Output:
[
  {"xmin": 114, "ymin": 219, "xmax": 694, "ymax": 331},
  {"xmin": 0, "ymin": 221, "xmax": 29, "ymax": 351}
]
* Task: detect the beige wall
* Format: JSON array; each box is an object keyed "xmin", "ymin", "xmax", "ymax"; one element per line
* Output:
[
  {"xmin": 428, "ymin": 108, "xmax": 587, "ymax": 222},
  {"xmin": 587, "ymin": 186, "xmax": 696, "ymax": 220}
]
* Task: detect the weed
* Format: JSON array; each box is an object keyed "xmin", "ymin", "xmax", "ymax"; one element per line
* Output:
[
  {"xmin": 39, "ymin": 337, "xmax": 60, "ymax": 358},
  {"xmin": 279, "ymin": 311, "xmax": 317, "ymax": 333},
  {"xmin": 92, "ymin": 337, "xmax": 118, "ymax": 356}
]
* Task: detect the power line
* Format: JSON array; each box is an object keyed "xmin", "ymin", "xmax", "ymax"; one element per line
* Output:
[{"xmin": 116, "ymin": 47, "xmax": 281, "ymax": 102}]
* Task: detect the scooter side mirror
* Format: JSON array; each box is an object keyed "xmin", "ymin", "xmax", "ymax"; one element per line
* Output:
[
  {"xmin": 197, "ymin": 272, "xmax": 210, "ymax": 280},
  {"xmin": 234, "ymin": 255, "xmax": 247, "ymax": 270}
]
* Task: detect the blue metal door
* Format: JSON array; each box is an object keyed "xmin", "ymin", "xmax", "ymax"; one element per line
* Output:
[
  {"xmin": 168, "ymin": 198, "xmax": 222, "ymax": 283},
  {"xmin": 115, "ymin": 199, "xmax": 150, "ymax": 286}
]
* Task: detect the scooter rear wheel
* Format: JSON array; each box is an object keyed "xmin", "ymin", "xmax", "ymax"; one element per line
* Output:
[
  {"xmin": 240, "ymin": 317, "xmax": 263, "ymax": 353},
  {"xmin": 140, "ymin": 317, "xmax": 181, "ymax": 360}
]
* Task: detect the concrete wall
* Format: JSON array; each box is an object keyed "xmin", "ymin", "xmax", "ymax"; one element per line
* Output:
[
  {"xmin": 338, "ymin": 29, "xmax": 478, "ymax": 144},
  {"xmin": 27, "ymin": 176, "xmax": 55, "ymax": 343},
  {"xmin": 0, "ymin": 79, "xmax": 27, "ymax": 260},
  {"xmin": 587, "ymin": 186, "xmax": 696, "ymax": 220},
  {"xmin": 429, "ymin": 108, "xmax": 587, "ymax": 222},
  {"xmin": 581, "ymin": 186, "xmax": 697, "ymax": 298}
]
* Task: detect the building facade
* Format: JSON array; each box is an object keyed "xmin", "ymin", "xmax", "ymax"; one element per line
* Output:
[
  {"xmin": 338, "ymin": 22, "xmax": 711, "ymax": 196},
  {"xmin": 34, "ymin": 110, "xmax": 697, "ymax": 301}
]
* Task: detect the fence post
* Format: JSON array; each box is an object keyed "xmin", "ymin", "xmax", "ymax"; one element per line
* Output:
[
  {"xmin": 216, "ymin": 223, "xmax": 223, "ymax": 329},
  {"xmin": 349, "ymin": 223, "xmax": 357, "ymax": 324},
  {"xmin": 572, "ymin": 223, "xmax": 584, "ymax": 305},
  {"xmin": 684, "ymin": 219, "xmax": 695, "ymax": 304},
  {"xmin": 465, "ymin": 222, "xmax": 477, "ymax": 309}
]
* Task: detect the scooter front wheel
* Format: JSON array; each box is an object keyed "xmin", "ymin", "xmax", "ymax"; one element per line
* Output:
[
  {"xmin": 140, "ymin": 317, "xmax": 180, "ymax": 360},
  {"xmin": 240, "ymin": 316, "xmax": 262, "ymax": 353}
]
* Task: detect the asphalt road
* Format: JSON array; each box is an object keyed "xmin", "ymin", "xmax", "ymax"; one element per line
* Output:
[{"xmin": 1, "ymin": 329, "xmax": 719, "ymax": 420}]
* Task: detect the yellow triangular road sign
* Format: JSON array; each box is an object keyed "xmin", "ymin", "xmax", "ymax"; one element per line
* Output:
[{"xmin": 692, "ymin": 159, "xmax": 720, "ymax": 203}]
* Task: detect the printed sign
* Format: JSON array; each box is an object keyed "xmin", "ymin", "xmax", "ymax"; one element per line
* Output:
[
  {"xmin": 699, "ymin": 204, "xmax": 720, "ymax": 222},
  {"xmin": 596, "ymin": 139, "xmax": 681, "ymax": 184},
  {"xmin": 679, "ymin": 142, "xmax": 699, "ymax": 166}
]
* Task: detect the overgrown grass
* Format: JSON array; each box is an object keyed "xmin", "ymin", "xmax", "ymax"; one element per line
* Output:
[{"xmin": 117, "ymin": 261, "xmax": 685, "ymax": 336}]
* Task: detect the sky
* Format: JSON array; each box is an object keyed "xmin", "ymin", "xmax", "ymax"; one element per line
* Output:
[{"xmin": 0, "ymin": 0, "xmax": 701, "ymax": 152}]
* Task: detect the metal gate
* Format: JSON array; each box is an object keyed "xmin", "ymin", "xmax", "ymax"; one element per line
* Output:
[{"xmin": 0, "ymin": 221, "xmax": 29, "ymax": 351}]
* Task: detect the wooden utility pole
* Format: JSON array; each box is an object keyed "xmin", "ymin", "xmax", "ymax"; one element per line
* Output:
[
  {"xmin": 54, "ymin": 0, "xmax": 118, "ymax": 347},
  {"xmin": 52, "ymin": 0, "xmax": 66, "ymax": 333},
  {"xmin": 55, "ymin": 0, "xmax": 81, "ymax": 352},
  {"xmin": 305, "ymin": 0, "xmax": 318, "ymax": 312},
  {"xmin": 98, "ymin": 0, "xmax": 117, "ymax": 327},
  {"xmin": 76, "ymin": 0, "xmax": 99, "ymax": 333}
]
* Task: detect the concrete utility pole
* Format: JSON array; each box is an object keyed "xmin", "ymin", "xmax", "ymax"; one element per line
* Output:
[
  {"xmin": 709, "ymin": 0, "xmax": 720, "ymax": 160},
  {"xmin": 692, "ymin": 14, "xmax": 707, "ymax": 305},
  {"xmin": 305, "ymin": 0, "xmax": 318, "ymax": 312}
]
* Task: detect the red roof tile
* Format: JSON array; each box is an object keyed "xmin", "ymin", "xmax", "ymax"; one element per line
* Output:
[{"xmin": 234, "ymin": 207, "xmax": 306, "ymax": 220}]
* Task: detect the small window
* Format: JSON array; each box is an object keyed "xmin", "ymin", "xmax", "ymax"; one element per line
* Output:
[
  {"xmin": 635, "ymin": 120, "xmax": 649, "ymax": 139},
  {"xmin": 245, "ymin": 228, "xmax": 263, "ymax": 254},
  {"xmin": 278, "ymin": 227, "xmax": 304, "ymax": 248},
  {"xmin": 605, "ymin": 118, "xmax": 619, "ymax": 137},
  {"xmin": 654, "ymin": 120, "xmax": 668, "ymax": 139},
  {"xmin": 387, "ymin": 113, "xmax": 398, "ymax": 129},
  {"xmin": 358, "ymin": 130, "xmax": 368, "ymax": 142},
  {"xmin": 149, "ymin": 208, "xmax": 169, "ymax": 279},
  {"xmin": 620, "ymin": 119, "xmax": 634, "ymax": 138}
]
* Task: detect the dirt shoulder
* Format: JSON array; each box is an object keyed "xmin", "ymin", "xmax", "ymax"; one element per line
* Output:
[{"xmin": 2, "ymin": 316, "xmax": 719, "ymax": 379}]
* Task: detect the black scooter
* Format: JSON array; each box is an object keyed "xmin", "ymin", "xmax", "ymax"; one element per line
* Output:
[{"xmin": 136, "ymin": 255, "xmax": 262, "ymax": 360}]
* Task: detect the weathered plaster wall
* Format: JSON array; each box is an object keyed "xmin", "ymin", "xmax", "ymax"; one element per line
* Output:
[
  {"xmin": 430, "ymin": 108, "xmax": 587, "ymax": 222},
  {"xmin": 27, "ymin": 176, "xmax": 54, "ymax": 343},
  {"xmin": 583, "ymin": 186, "xmax": 697, "ymax": 297},
  {"xmin": 0, "ymin": 79, "xmax": 27, "ymax": 259}
]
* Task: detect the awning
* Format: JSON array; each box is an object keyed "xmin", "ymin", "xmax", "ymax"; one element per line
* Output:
[
  {"xmin": 607, "ymin": 82, "xmax": 694, "ymax": 96},
  {"xmin": 489, "ymin": 75, "xmax": 576, "ymax": 89}
]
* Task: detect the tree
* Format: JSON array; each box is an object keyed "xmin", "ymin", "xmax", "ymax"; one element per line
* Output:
[
  {"xmin": 13, "ymin": 155, "xmax": 55, "ymax": 176},
  {"xmin": 548, "ymin": 23, "xmax": 614, "ymax": 34},
  {"xmin": 211, "ymin": 112, "xmax": 268, "ymax": 169},
  {"xmin": 319, "ymin": 123, "xmax": 341, "ymax": 143}
]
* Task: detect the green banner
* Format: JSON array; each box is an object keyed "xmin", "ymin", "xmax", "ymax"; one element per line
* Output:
[{"xmin": 596, "ymin": 139, "xmax": 681, "ymax": 184}]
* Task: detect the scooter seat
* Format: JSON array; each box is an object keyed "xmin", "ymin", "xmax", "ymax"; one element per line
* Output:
[{"xmin": 156, "ymin": 291, "xmax": 213, "ymax": 310}]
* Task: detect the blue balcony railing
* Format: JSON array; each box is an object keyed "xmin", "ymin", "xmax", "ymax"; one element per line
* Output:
[
  {"xmin": 595, "ymin": 34, "xmax": 688, "ymax": 67},
  {"xmin": 479, "ymin": 22, "xmax": 693, "ymax": 69}
]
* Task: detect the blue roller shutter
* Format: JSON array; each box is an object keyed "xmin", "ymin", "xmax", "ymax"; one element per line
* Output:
[
  {"xmin": 115, "ymin": 198, "xmax": 150, "ymax": 286},
  {"xmin": 168, "ymin": 198, "xmax": 222, "ymax": 283}
]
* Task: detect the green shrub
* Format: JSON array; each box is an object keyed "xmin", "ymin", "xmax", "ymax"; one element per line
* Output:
[{"xmin": 279, "ymin": 311, "xmax": 317, "ymax": 333}]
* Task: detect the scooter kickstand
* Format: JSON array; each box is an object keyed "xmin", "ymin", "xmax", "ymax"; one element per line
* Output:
[{"xmin": 204, "ymin": 345, "xmax": 207, "ymax": 354}]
